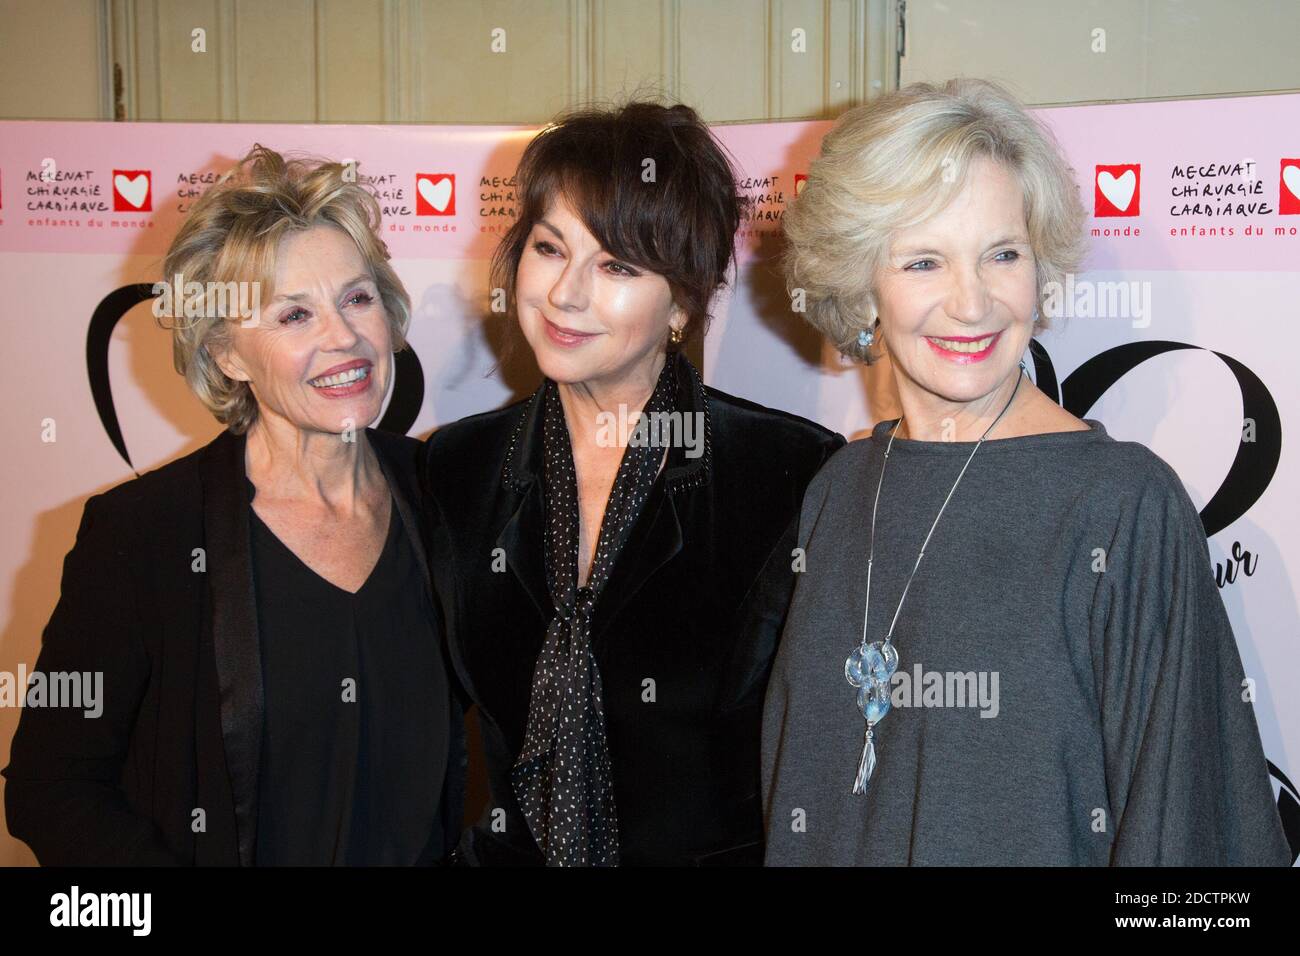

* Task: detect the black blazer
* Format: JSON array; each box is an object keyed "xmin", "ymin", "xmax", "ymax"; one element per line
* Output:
[
  {"xmin": 422, "ymin": 356, "xmax": 844, "ymax": 865},
  {"xmin": 3, "ymin": 427, "xmax": 465, "ymax": 865}
]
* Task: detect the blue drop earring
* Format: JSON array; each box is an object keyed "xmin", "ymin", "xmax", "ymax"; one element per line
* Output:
[{"xmin": 858, "ymin": 314, "xmax": 877, "ymax": 352}]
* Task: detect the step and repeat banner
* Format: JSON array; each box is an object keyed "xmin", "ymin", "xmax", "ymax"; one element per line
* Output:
[{"xmin": 0, "ymin": 93, "xmax": 1297, "ymax": 864}]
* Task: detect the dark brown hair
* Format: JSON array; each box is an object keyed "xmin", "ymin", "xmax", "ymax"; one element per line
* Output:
[{"xmin": 491, "ymin": 100, "xmax": 749, "ymax": 348}]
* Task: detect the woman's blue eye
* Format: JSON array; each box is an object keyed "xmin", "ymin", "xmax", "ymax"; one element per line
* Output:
[
  {"xmin": 280, "ymin": 308, "xmax": 307, "ymax": 324},
  {"xmin": 996, "ymin": 250, "xmax": 1020, "ymax": 262},
  {"xmin": 906, "ymin": 259, "xmax": 936, "ymax": 272},
  {"xmin": 347, "ymin": 291, "xmax": 374, "ymax": 306}
]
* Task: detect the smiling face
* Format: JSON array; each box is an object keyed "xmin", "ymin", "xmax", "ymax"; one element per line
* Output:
[
  {"xmin": 873, "ymin": 156, "xmax": 1038, "ymax": 409},
  {"xmin": 215, "ymin": 223, "xmax": 392, "ymax": 437},
  {"xmin": 515, "ymin": 195, "xmax": 686, "ymax": 393}
]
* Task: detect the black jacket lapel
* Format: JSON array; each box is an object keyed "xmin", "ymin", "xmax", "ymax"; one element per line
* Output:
[
  {"xmin": 369, "ymin": 429, "xmax": 433, "ymax": 586},
  {"xmin": 198, "ymin": 430, "xmax": 263, "ymax": 867},
  {"xmin": 497, "ymin": 389, "xmax": 554, "ymax": 620},
  {"xmin": 369, "ymin": 426, "xmax": 465, "ymax": 857},
  {"xmin": 497, "ymin": 482, "xmax": 552, "ymax": 620},
  {"xmin": 592, "ymin": 486, "xmax": 683, "ymax": 642},
  {"xmin": 593, "ymin": 353, "xmax": 707, "ymax": 640}
]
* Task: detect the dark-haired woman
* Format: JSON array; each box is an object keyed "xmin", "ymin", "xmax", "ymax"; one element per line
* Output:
[{"xmin": 422, "ymin": 102, "xmax": 843, "ymax": 866}]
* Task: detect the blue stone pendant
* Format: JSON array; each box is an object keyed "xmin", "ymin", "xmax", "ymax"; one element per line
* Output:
[{"xmin": 845, "ymin": 640, "xmax": 897, "ymax": 794}]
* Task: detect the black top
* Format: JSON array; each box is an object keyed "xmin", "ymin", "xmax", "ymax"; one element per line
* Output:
[
  {"xmin": 3, "ymin": 429, "xmax": 465, "ymax": 866},
  {"xmin": 249, "ymin": 490, "xmax": 445, "ymax": 865},
  {"xmin": 421, "ymin": 355, "xmax": 845, "ymax": 865}
]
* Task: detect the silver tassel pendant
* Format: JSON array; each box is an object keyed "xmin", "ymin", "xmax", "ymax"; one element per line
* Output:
[{"xmin": 852, "ymin": 725, "xmax": 877, "ymax": 795}]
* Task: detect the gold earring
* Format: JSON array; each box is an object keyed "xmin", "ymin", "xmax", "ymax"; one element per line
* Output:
[{"xmin": 669, "ymin": 325, "xmax": 684, "ymax": 346}]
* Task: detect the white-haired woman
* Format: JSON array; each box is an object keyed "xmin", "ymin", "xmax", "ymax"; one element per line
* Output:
[
  {"xmin": 761, "ymin": 79, "xmax": 1289, "ymax": 866},
  {"xmin": 3, "ymin": 146, "xmax": 463, "ymax": 866}
]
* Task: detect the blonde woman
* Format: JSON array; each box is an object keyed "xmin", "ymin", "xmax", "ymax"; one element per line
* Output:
[
  {"xmin": 3, "ymin": 146, "xmax": 463, "ymax": 865},
  {"xmin": 761, "ymin": 79, "xmax": 1289, "ymax": 866}
]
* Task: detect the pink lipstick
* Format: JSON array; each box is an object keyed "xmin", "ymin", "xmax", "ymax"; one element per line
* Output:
[
  {"xmin": 543, "ymin": 317, "xmax": 600, "ymax": 348},
  {"xmin": 924, "ymin": 330, "xmax": 1002, "ymax": 365},
  {"xmin": 307, "ymin": 358, "xmax": 374, "ymax": 398}
]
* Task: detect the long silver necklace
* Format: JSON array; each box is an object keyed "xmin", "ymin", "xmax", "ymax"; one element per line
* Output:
[{"xmin": 845, "ymin": 361, "xmax": 1026, "ymax": 794}]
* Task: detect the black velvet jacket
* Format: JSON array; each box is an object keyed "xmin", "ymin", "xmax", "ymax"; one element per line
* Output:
[
  {"xmin": 421, "ymin": 356, "xmax": 844, "ymax": 865},
  {"xmin": 3, "ymin": 427, "xmax": 465, "ymax": 865}
]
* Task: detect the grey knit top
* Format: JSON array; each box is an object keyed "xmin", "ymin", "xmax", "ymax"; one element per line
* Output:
[{"xmin": 761, "ymin": 419, "xmax": 1290, "ymax": 866}]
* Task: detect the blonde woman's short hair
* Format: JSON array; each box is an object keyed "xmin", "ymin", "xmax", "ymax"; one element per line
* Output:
[
  {"xmin": 783, "ymin": 77, "xmax": 1088, "ymax": 362},
  {"xmin": 161, "ymin": 144, "xmax": 411, "ymax": 433}
]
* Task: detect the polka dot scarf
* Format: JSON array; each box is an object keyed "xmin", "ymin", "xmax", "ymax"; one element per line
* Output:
[{"xmin": 509, "ymin": 354, "xmax": 679, "ymax": 867}]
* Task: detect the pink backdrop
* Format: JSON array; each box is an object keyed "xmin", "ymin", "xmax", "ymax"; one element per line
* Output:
[{"xmin": 1, "ymin": 93, "xmax": 1297, "ymax": 864}]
